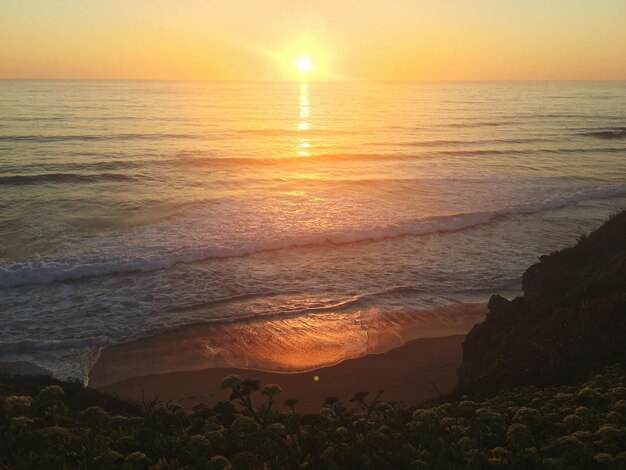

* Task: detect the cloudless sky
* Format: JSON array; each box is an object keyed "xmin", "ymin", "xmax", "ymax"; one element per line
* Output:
[{"xmin": 1, "ymin": 0, "xmax": 625, "ymax": 80}]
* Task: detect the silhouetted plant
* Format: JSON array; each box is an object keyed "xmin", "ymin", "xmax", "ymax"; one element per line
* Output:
[{"xmin": 2, "ymin": 361, "xmax": 626, "ymax": 468}]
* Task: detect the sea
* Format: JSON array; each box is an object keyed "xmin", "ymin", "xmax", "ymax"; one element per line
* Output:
[{"xmin": 0, "ymin": 80, "xmax": 625, "ymax": 383}]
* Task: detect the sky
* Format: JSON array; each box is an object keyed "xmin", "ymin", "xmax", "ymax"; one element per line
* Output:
[{"xmin": 1, "ymin": 0, "xmax": 625, "ymax": 81}]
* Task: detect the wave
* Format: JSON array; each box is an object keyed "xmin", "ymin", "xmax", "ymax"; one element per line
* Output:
[
  {"xmin": 577, "ymin": 127, "xmax": 626, "ymax": 140},
  {"xmin": 441, "ymin": 121, "xmax": 519, "ymax": 128},
  {"xmin": 375, "ymin": 137, "xmax": 551, "ymax": 147},
  {"xmin": 2, "ymin": 116, "xmax": 68, "ymax": 122},
  {"xmin": 159, "ymin": 286, "xmax": 430, "ymax": 328},
  {"xmin": 0, "ymin": 133, "xmax": 200, "ymax": 143},
  {"xmin": 496, "ymin": 113, "xmax": 625, "ymax": 120},
  {"xmin": 436, "ymin": 147, "xmax": 626, "ymax": 157},
  {"xmin": 238, "ymin": 128, "xmax": 352, "ymax": 136},
  {"xmin": 164, "ymin": 291, "xmax": 302, "ymax": 314},
  {"xmin": 0, "ymin": 160, "xmax": 143, "ymax": 174},
  {"xmin": 389, "ymin": 121, "xmax": 520, "ymax": 130},
  {"xmin": 165, "ymin": 295, "xmax": 364, "ymax": 322},
  {"xmin": 177, "ymin": 153, "xmax": 406, "ymax": 166},
  {"xmin": 176, "ymin": 145, "xmax": 626, "ymax": 167},
  {"xmin": 2, "ymin": 184, "xmax": 626, "ymax": 290},
  {"xmin": 0, "ymin": 172, "xmax": 137, "ymax": 185}
]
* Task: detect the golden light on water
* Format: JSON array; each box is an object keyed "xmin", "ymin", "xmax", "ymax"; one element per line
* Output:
[{"xmin": 297, "ymin": 83, "xmax": 311, "ymax": 156}]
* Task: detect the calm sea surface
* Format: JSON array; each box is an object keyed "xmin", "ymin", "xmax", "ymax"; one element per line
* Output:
[{"xmin": 1, "ymin": 81, "xmax": 625, "ymax": 381}]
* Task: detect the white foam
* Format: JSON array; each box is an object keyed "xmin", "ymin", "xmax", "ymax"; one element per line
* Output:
[{"xmin": 1, "ymin": 184, "xmax": 625, "ymax": 290}]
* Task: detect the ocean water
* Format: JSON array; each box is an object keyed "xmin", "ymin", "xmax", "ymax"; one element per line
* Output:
[{"xmin": 0, "ymin": 80, "xmax": 625, "ymax": 383}]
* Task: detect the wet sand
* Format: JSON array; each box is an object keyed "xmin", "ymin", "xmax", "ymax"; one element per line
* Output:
[
  {"xmin": 89, "ymin": 303, "xmax": 486, "ymax": 388},
  {"xmin": 96, "ymin": 334, "xmax": 465, "ymax": 412}
]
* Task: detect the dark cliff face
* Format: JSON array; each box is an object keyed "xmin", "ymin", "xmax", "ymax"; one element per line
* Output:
[{"xmin": 456, "ymin": 211, "xmax": 626, "ymax": 399}]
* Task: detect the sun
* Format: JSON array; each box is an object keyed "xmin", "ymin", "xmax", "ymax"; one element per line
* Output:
[
  {"xmin": 294, "ymin": 55, "xmax": 314, "ymax": 75},
  {"xmin": 278, "ymin": 43, "xmax": 328, "ymax": 80}
]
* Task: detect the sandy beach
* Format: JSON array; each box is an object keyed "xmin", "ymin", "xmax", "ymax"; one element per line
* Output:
[{"xmin": 96, "ymin": 334, "xmax": 465, "ymax": 412}]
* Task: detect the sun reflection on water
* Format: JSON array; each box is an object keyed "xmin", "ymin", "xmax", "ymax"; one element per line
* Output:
[{"xmin": 297, "ymin": 83, "xmax": 311, "ymax": 156}]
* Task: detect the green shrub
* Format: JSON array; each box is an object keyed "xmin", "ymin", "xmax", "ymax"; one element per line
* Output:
[{"xmin": 1, "ymin": 366, "xmax": 625, "ymax": 469}]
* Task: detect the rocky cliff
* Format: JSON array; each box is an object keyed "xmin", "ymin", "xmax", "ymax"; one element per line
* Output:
[{"xmin": 457, "ymin": 211, "xmax": 626, "ymax": 399}]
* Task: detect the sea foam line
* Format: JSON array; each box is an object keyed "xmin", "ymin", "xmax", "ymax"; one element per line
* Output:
[{"xmin": 1, "ymin": 184, "xmax": 625, "ymax": 289}]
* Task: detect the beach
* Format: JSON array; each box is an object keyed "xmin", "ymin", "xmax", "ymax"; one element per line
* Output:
[
  {"xmin": 96, "ymin": 334, "xmax": 465, "ymax": 412},
  {"xmin": 89, "ymin": 303, "xmax": 486, "ymax": 411}
]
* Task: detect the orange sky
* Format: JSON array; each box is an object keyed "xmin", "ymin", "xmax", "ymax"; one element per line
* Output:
[{"xmin": 1, "ymin": 0, "xmax": 625, "ymax": 80}]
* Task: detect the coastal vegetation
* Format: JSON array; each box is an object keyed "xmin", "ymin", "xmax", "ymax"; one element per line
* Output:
[{"xmin": 2, "ymin": 366, "xmax": 626, "ymax": 469}]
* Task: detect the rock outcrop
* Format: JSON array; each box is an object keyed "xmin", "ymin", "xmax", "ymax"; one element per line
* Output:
[{"xmin": 456, "ymin": 211, "xmax": 626, "ymax": 399}]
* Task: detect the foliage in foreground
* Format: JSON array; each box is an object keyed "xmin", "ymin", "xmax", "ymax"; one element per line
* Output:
[{"xmin": 2, "ymin": 367, "xmax": 626, "ymax": 469}]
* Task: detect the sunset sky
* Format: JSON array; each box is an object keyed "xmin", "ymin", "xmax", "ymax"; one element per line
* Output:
[{"xmin": 1, "ymin": 0, "xmax": 625, "ymax": 81}]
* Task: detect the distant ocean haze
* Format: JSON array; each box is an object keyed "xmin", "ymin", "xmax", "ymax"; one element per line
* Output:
[{"xmin": 0, "ymin": 80, "xmax": 625, "ymax": 382}]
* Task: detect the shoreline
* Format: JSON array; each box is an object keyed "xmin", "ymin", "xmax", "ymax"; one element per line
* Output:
[
  {"xmin": 88, "ymin": 302, "xmax": 486, "ymax": 388},
  {"xmin": 96, "ymin": 334, "xmax": 466, "ymax": 412}
]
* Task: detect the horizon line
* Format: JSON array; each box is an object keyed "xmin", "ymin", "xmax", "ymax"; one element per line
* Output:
[{"xmin": 1, "ymin": 78, "xmax": 625, "ymax": 83}]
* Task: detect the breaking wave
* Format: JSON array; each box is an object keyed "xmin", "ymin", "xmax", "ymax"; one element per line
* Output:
[
  {"xmin": 0, "ymin": 172, "xmax": 137, "ymax": 185},
  {"xmin": 1, "ymin": 184, "xmax": 625, "ymax": 289}
]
